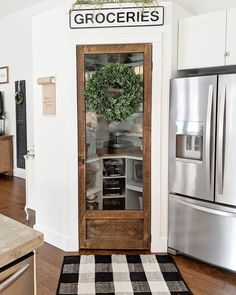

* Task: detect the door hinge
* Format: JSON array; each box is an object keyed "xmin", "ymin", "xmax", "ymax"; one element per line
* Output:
[
  {"xmin": 151, "ymin": 61, "xmax": 153, "ymax": 71},
  {"xmin": 78, "ymin": 156, "xmax": 85, "ymax": 165}
]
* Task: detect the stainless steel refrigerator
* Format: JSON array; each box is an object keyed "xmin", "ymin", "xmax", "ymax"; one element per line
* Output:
[{"xmin": 168, "ymin": 74, "xmax": 236, "ymax": 272}]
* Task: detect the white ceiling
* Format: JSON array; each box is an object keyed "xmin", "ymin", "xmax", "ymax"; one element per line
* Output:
[
  {"xmin": 0, "ymin": 0, "xmax": 235, "ymax": 17},
  {"xmin": 0, "ymin": 0, "xmax": 44, "ymax": 17}
]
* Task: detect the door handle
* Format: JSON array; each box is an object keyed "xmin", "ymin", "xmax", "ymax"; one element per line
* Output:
[
  {"xmin": 217, "ymin": 84, "xmax": 226, "ymax": 195},
  {"xmin": 172, "ymin": 196, "xmax": 236, "ymax": 218},
  {"xmin": 0, "ymin": 264, "xmax": 30, "ymax": 293},
  {"xmin": 205, "ymin": 84, "xmax": 214, "ymax": 191}
]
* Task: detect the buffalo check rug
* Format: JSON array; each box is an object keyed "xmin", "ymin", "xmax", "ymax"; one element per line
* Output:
[{"xmin": 56, "ymin": 255, "xmax": 192, "ymax": 295}]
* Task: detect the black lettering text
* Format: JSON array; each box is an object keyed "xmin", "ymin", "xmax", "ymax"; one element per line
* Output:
[
  {"xmin": 117, "ymin": 12, "xmax": 125, "ymax": 23},
  {"xmin": 95, "ymin": 13, "xmax": 105, "ymax": 23},
  {"xmin": 150, "ymin": 10, "xmax": 160, "ymax": 21},
  {"xmin": 137, "ymin": 11, "xmax": 140, "ymax": 22},
  {"xmin": 85, "ymin": 13, "xmax": 94, "ymax": 24},
  {"xmin": 126, "ymin": 11, "xmax": 135, "ymax": 22},
  {"xmin": 106, "ymin": 12, "xmax": 116, "ymax": 23},
  {"xmin": 141, "ymin": 11, "xmax": 149, "ymax": 22},
  {"xmin": 74, "ymin": 13, "xmax": 84, "ymax": 24}
]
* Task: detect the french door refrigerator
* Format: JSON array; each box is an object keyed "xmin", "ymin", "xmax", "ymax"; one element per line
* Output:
[{"xmin": 168, "ymin": 74, "xmax": 236, "ymax": 272}]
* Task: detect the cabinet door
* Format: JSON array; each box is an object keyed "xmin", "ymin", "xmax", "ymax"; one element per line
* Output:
[
  {"xmin": 178, "ymin": 10, "xmax": 227, "ymax": 70},
  {"xmin": 226, "ymin": 8, "xmax": 236, "ymax": 65}
]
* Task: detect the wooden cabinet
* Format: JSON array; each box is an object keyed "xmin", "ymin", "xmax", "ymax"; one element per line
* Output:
[
  {"xmin": 178, "ymin": 9, "xmax": 236, "ymax": 70},
  {"xmin": 0, "ymin": 135, "xmax": 13, "ymax": 176}
]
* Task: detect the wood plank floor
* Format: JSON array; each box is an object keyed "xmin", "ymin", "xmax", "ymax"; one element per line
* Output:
[{"xmin": 0, "ymin": 174, "xmax": 236, "ymax": 294}]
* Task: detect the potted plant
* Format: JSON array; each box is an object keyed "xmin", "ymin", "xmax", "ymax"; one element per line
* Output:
[{"xmin": 72, "ymin": 0, "xmax": 159, "ymax": 9}]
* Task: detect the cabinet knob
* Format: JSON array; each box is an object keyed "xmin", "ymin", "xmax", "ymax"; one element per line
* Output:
[{"xmin": 224, "ymin": 50, "xmax": 231, "ymax": 57}]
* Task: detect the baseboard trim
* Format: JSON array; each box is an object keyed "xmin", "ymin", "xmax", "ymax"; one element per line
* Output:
[
  {"xmin": 14, "ymin": 168, "xmax": 25, "ymax": 179},
  {"xmin": 34, "ymin": 223, "xmax": 71, "ymax": 251},
  {"xmin": 151, "ymin": 237, "xmax": 168, "ymax": 253},
  {"xmin": 168, "ymin": 247, "xmax": 179, "ymax": 255}
]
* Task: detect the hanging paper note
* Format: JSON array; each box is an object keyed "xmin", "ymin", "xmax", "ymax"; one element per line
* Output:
[{"xmin": 37, "ymin": 76, "xmax": 56, "ymax": 116}]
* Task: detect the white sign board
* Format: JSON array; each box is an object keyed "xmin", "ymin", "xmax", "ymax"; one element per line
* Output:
[{"xmin": 70, "ymin": 6, "xmax": 164, "ymax": 29}]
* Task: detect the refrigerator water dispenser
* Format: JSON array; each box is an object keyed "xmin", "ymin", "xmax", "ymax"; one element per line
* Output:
[{"xmin": 176, "ymin": 121, "xmax": 203, "ymax": 161}]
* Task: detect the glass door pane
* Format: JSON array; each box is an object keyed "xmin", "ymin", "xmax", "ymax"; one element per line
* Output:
[{"xmin": 85, "ymin": 53, "xmax": 144, "ymax": 211}]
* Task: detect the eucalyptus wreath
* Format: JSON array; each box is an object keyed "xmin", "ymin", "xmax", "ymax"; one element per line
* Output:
[{"xmin": 85, "ymin": 63, "xmax": 143, "ymax": 122}]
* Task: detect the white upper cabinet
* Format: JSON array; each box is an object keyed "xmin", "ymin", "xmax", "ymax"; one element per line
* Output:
[
  {"xmin": 226, "ymin": 8, "xmax": 236, "ymax": 66},
  {"xmin": 178, "ymin": 10, "xmax": 227, "ymax": 70}
]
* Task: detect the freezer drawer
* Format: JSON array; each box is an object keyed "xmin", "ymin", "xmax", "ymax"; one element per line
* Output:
[
  {"xmin": 0, "ymin": 252, "xmax": 34, "ymax": 295},
  {"xmin": 168, "ymin": 194, "xmax": 236, "ymax": 271}
]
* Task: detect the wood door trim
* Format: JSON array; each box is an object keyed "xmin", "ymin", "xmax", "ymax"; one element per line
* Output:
[
  {"xmin": 77, "ymin": 43, "xmax": 152, "ymax": 249},
  {"xmin": 79, "ymin": 44, "xmax": 150, "ymax": 54},
  {"xmin": 85, "ymin": 211, "xmax": 143, "ymax": 219},
  {"xmin": 81, "ymin": 240, "xmax": 145, "ymax": 250},
  {"xmin": 143, "ymin": 44, "xmax": 152, "ymax": 248},
  {"xmin": 77, "ymin": 46, "xmax": 86, "ymax": 244}
]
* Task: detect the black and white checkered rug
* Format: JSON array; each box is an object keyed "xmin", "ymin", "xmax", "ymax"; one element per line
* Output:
[{"xmin": 57, "ymin": 255, "xmax": 192, "ymax": 295}]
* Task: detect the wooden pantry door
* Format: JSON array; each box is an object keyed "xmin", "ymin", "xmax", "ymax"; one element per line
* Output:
[{"xmin": 77, "ymin": 44, "xmax": 152, "ymax": 249}]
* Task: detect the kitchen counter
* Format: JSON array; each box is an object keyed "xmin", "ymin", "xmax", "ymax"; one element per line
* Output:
[{"xmin": 0, "ymin": 214, "xmax": 43, "ymax": 268}]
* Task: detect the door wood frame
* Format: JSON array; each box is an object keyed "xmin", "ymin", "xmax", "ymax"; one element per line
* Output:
[{"xmin": 77, "ymin": 43, "xmax": 152, "ymax": 249}]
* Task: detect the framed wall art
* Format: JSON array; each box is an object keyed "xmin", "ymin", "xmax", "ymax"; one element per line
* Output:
[{"xmin": 0, "ymin": 66, "xmax": 9, "ymax": 84}]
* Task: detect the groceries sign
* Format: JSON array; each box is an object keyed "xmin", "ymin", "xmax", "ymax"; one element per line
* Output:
[{"xmin": 69, "ymin": 6, "xmax": 164, "ymax": 29}]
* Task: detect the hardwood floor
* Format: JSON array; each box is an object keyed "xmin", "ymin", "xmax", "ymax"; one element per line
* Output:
[
  {"xmin": 0, "ymin": 175, "xmax": 28, "ymax": 224},
  {"xmin": 0, "ymin": 174, "xmax": 236, "ymax": 295}
]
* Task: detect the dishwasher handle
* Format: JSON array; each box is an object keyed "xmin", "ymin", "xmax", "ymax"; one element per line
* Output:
[{"xmin": 0, "ymin": 264, "xmax": 30, "ymax": 293}]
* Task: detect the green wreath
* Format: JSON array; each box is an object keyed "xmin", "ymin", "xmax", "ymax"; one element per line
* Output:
[
  {"xmin": 85, "ymin": 63, "xmax": 143, "ymax": 122},
  {"xmin": 15, "ymin": 91, "xmax": 24, "ymax": 105}
]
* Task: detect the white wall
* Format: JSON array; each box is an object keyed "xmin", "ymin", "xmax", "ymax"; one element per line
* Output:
[
  {"xmin": 32, "ymin": 5, "xmax": 76, "ymax": 249},
  {"xmin": 32, "ymin": 2, "xmax": 189, "ymax": 251},
  {"xmin": 0, "ymin": 11, "xmax": 33, "ymax": 179},
  {"xmin": 0, "ymin": 0, "xmax": 65, "ymax": 210}
]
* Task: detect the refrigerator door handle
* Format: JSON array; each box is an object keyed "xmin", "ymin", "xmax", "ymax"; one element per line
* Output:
[
  {"xmin": 172, "ymin": 196, "xmax": 236, "ymax": 218},
  {"xmin": 217, "ymin": 84, "xmax": 226, "ymax": 195},
  {"xmin": 205, "ymin": 84, "xmax": 214, "ymax": 190}
]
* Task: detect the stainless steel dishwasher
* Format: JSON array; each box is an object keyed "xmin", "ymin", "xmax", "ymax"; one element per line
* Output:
[{"xmin": 0, "ymin": 252, "xmax": 34, "ymax": 295}]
